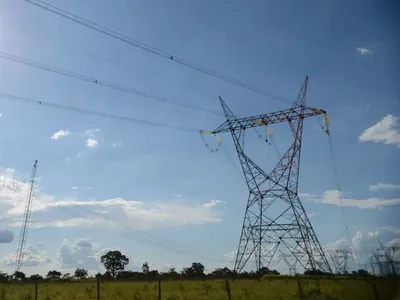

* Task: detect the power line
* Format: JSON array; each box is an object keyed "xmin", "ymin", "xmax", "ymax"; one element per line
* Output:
[
  {"xmin": 0, "ymin": 92, "xmax": 199, "ymax": 132},
  {"xmin": 23, "ymin": 0, "xmax": 291, "ymax": 104},
  {"xmin": 66, "ymin": 204, "xmax": 230, "ymax": 263},
  {"xmin": 327, "ymin": 133, "xmax": 352, "ymax": 251},
  {"xmin": 0, "ymin": 51, "xmax": 222, "ymax": 116}
]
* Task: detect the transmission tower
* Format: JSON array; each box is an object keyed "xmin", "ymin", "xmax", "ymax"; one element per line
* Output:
[
  {"xmin": 202, "ymin": 76, "xmax": 332, "ymax": 273},
  {"xmin": 370, "ymin": 240, "xmax": 400, "ymax": 276},
  {"xmin": 279, "ymin": 250, "xmax": 297, "ymax": 275},
  {"xmin": 328, "ymin": 248, "xmax": 352, "ymax": 274},
  {"xmin": 15, "ymin": 160, "xmax": 38, "ymax": 273}
]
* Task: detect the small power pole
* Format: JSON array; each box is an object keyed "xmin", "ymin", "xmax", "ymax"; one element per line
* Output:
[{"xmin": 15, "ymin": 160, "xmax": 38, "ymax": 273}]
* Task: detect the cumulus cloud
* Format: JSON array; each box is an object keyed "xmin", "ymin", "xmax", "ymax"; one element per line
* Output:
[
  {"xmin": 326, "ymin": 231, "xmax": 380, "ymax": 266},
  {"xmin": 356, "ymin": 47, "xmax": 374, "ymax": 55},
  {"xmin": 84, "ymin": 128, "xmax": 100, "ymax": 148},
  {"xmin": 0, "ymin": 229, "xmax": 13, "ymax": 243},
  {"xmin": 86, "ymin": 138, "xmax": 99, "ymax": 148},
  {"xmin": 369, "ymin": 183, "xmax": 400, "ymax": 192},
  {"xmin": 57, "ymin": 239, "xmax": 105, "ymax": 269},
  {"xmin": 3, "ymin": 244, "xmax": 52, "ymax": 267},
  {"xmin": 316, "ymin": 190, "xmax": 400, "ymax": 210},
  {"xmin": 51, "ymin": 129, "xmax": 70, "ymax": 140},
  {"xmin": 0, "ymin": 168, "xmax": 226, "ymax": 231},
  {"xmin": 359, "ymin": 115, "xmax": 400, "ymax": 147}
]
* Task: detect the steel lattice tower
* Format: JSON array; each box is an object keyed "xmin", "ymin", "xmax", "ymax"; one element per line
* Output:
[
  {"xmin": 208, "ymin": 76, "xmax": 332, "ymax": 273},
  {"xmin": 15, "ymin": 160, "xmax": 38, "ymax": 273}
]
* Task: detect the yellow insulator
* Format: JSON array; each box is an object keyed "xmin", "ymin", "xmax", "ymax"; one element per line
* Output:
[
  {"xmin": 324, "ymin": 114, "xmax": 330, "ymax": 134},
  {"xmin": 324, "ymin": 114, "xmax": 329, "ymax": 127},
  {"xmin": 265, "ymin": 126, "xmax": 273, "ymax": 137},
  {"xmin": 200, "ymin": 130, "xmax": 213, "ymax": 135},
  {"xmin": 252, "ymin": 119, "xmax": 263, "ymax": 125}
]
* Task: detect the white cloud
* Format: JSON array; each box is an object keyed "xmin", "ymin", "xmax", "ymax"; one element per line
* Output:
[
  {"xmin": 0, "ymin": 113, "xmax": 2, "ymax": 117},
  {"xmin": 84, "ymin": 129, "xmax": 99, "ymax": 136},
  {"xmin": 86, "ymin": 138, "xmax": 99, "ymax": 148},
  {"xmin": 369, "ymin": 183, "xmax": 400, "ymax": 192},
  {"xmin": 326, "ymin": 231, "xmax": 380, "ymax": 266},
  {"xmin": 51, "ymin": 129, "xmax": 70, "ymax": 140},
  {"xmin": 0, "ymin": 168, "xmax": 226, "ymax": 231},
  {"xmin": 112, "ymin": 142, "xmax": 123, "ymax": 148},
  {"xmin": 57, "ymin": 239, "xmax": 105, "ymax": 269},
  {"xmin": 84, "ymin": 128, "xmax": 100, "ymax": 148},
  {"xmin": 202, "ymin": 200, "xmax": 226, "ymax": 208},
  {"xmin": 307, "ymin": 212, "xmax": 320, "ymax": 218},
  {"xmin": 379, "ymin": 226, "xmax": 400, "ymax": 235},
  {"xmin": 359, "ymin": 115, "xmax": 400, "ymax": 147},
  {"xmin": 318, "ymin": 189, "xmax": 400, "ymax": 210},
  {"xmin": 3, "ymin": 244, "xmax": 52, "ymax": 267},
  {"xmin": 299, "ymin": 193, "xmax": 317, "ymax": 199},
  {"xmin": 356, "ymin": 47, "xmax": 374, "ymax": 55},
  {"xmin": 71, "ymin": 186, "xmax": 78, "ymax": 190}
]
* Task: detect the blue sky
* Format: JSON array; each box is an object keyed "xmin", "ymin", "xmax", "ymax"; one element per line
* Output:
[{"xmin": 0, "ymin": 0, "xmax": 399, "ymax": 275}]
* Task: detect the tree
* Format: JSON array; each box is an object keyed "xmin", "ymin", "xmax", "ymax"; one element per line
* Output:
[
  {"xmin": 13, "ymin": 271, "xmax": 26, "ymax": 281},
  {"xmin": 142, "ymin": 261, "xmax": 149, "ymax": 274},
  {"xmin": 0, "ymin": 272, "xmax": 10, "ymax": 282},
  {"xmin": 46, "ymin": 270, "xmax": 62, "ymax": 279},
  {"xmin": 211, "ymin": 267, "xmax": 233, "ymax": 278},
  {"xmin": 357, "ymin": 269, "xmax": 370, "ymax": 277},
  {"xmin": 74, "ymin": 268, "xmax": 88, "ymax": 279},
  {"xmin": 183, "ymin": 262, "xmax": 205, "ymax": 278},
  {"xmin": 29, "ymin": 274, "xmax": 43, "ymax": 281},
  {"xmin": 100, "ymin": 250, "xmax": 129, "ymax": 278}
]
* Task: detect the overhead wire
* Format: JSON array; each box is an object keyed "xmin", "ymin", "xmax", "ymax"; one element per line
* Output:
[
  {"xmin": 0, "ymin": 51, "xmax": 222, "ymax": 116},
  {"xmin": 64, "ymin": 203, "xmax": 231, "ymax": 263},
  {"xmin": 23, "ymin": 0, "xmax": 291, "ymax": 104},
  {"xmin": 327, "ymin": 131, "xmax": 352, "ymax": 256},
  {"xmin": 0, "ymin": 92, "xmax": 199, "ymax": 132}
]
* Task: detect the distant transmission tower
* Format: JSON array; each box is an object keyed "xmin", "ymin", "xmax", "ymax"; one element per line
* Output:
[
  {"xmin": 328, "ymin": 248, "xmax": 352, "ymax": 274},
  {"xmin": 202, "ymin": 76, "xmax": 332, "ymax": 273},
  {"xmin": 15, "ymin": 160, "xmax": 38, "ymax": 273},
  {"xmin": 279, "ymin": 250, "xmax": 297, "ymax": 275},
  {"xmin": 370, "ymin": 240, "xmax": 400, "ymax": 276}
]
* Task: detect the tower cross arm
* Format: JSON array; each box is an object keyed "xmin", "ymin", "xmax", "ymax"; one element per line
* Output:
[{"xmin": 212, "ymin": 106, "xmax": 327, "ymax": 134}]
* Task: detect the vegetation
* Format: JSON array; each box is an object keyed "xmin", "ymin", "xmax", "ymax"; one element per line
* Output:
[{"xmin": 0, "ymin": 250, "xmax": 398, "ymax": 299}]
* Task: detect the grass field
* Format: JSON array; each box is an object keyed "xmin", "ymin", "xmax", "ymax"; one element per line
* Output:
[{"xmin": 1, "ymin": 277, "xmax": 399, "ymax": 300}]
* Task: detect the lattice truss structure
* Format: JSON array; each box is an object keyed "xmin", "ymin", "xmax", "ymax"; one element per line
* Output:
[
  {"xmin": 370, "ymin": 242, "xmax": 400, "ymax": 276},
  {"xmin": 328, "ymin": 248, "xmax": 352, "ymax": 274},
  {"xmin": 203, "ymin": 76, "xmax": 332, "ymax": 273}
]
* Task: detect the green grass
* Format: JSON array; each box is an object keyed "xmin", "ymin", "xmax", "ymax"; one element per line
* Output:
[{"xmin": 1, "ymin": 277, "xmax": 399, "ymax": 300}]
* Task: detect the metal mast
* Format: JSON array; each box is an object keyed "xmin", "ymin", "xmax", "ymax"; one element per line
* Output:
[
  {"xmin": 205, "ymin": 76, "xmax": 332, "ymax": 273},
  {"xmin": 328, "ymin": 248, "xmax": 352, "ymax": 274},
  {"xmin": 279, "ymin": 250, "xmax": 297, "ymax": 275},
  {"xmin": 15, "ymin": 160, "xmax": 38, "ymax": 273}
]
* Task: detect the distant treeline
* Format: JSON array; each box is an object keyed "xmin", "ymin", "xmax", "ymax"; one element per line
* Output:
[{"xmin": 0, "ymin": 250, "xmax": 382, "ymax": 283}]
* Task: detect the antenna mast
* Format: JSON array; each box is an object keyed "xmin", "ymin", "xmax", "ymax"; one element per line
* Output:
[{"xmin": 15, "ymin": 160, "xmax": 38, "ymax": 273}]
